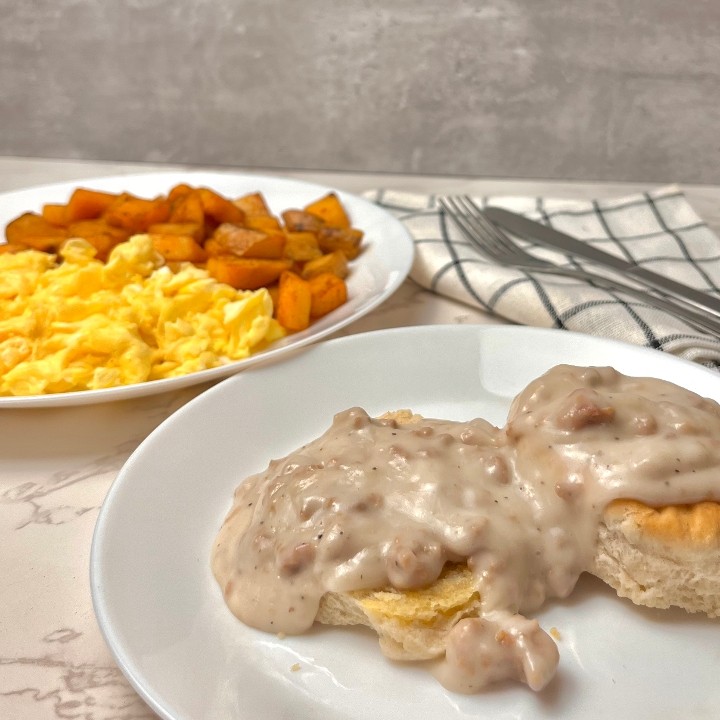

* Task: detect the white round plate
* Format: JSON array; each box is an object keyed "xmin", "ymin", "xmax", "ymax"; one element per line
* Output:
[
  {"xmin": 0, "ymin": 171, "xmax": 413, "ymax": 408},
  {"xmin": 90, "ymin": 325, "xmax": 720, "ymax": 720}
]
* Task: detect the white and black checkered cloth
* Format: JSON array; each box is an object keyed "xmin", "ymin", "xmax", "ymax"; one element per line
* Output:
[{"xmin": 365, "ymin": 185, "xmax": 720, "ymax": 368}]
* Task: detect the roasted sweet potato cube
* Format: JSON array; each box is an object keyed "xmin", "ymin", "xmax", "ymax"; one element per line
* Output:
[
  {"xmin": 234, "ymin": 192, "xmax": 272, "ymax": 217},
  {"xmin": 209, "ymin": 224, "xmax": 285, "ymax": 259},
  {"xmin": 276, "ymin": 271, "xmax": 312, "ymax": 331},
  {"xmin": 309, "ymin": 272, "xmax": 348, "ymax": 318},
  {"xmin": 68, "ymin": 219, "xmax": 128, "ymax": 241},
  {"xmin": 281, "ymin": 209, "xmax": 324, "ymax": 233},
  {"xmin": 203, "ymin": 239, "xmax": 223, "ymax": 256},
  {"xmin": 167, "ymin": 183, "xmax": 194, "ymax": 202},
  {"xmin": 283, "ymin": 231, "xmax": 322, "ymax": 262},
  {"xmin": 66, "ymin": 188, "xmax": 119, "ymax": 222},
  {"xmin": 207, "ymin": 256, "xmax": 292, "ymax": 290},
  {"xmin": 255, "ymin": 232, "xmax": 286, "ymax": 258},
  {"xmin": 6, "ymin": 213, "xmax": 57, "ymax": 242},
  {"xmin": 245, "ymin": 214, "xmax": 282, "ymax": 233},
  {"xmin": 317, "ymin": 227, "xmax": 364, "ymax": 260},
  {"xmin": 5, "ymin": 213, "xmax": 68, "ymax": 250},
  {"xmin": 42, "ymin": 203, "xmax": 68, "ymax": 226},
  {"xmin": 304, "ymin": 192, "xmax": 351, "ymax": 229},
  {"xmin": 169, "ymin": 190, "xmax": 205, "ymax": 228},
  {"xmin": 300, "ymin": 250, "xmax": 349, "ymax": 280},
  {"xmin": 150, "ymin": 234, "xmax": 207, "ymax": 263},
  {"xmin": 104, "ymin": 195, "xmax": 171, "ymax": 233},
  {"xmin": 199, "ymin": 188, "xmax": 246, "ymax": 225},
  {"xmin": 20, "ymin": 235, "xmax": 67, "ymax": 251},
  {"xmin": 148, "ymin": 222, "xmax": 204, "ymax": 243}
]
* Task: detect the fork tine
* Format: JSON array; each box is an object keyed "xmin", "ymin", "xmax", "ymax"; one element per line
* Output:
[
  {"xmin": 440, "ymin": 196, "xmax": 517, "ymax": 263},
  {"xmin": 439, "ymin": 196, "xmax": 481, "ymax": 241},
  {"xmin": 454, "ymin": 196, "xmax": 520, "ymax": 255},
  {"xmin": 439, "ymin": 196, "xmax": 501, "ymax": 262},
  {"xmin": 439, "ymin": 197, "xmax": 496, "ymax": 259}
]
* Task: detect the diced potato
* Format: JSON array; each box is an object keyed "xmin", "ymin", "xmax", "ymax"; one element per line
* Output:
[
  {"xmin": 245, "ymin": 214, "xmax": 282, "ymax": 233},
  {"xmin": 304, "ymin": 192, "xmax": 351, "ymax": 229},
  {"xmin": 167, "ymin": 183, "xmax": 194, "ymax": 202},
  {"xmin": 150, "ymin": 234, "xmax": 208, "ymax": 263},
  {"xmin": 42, "ymin": 203, "xmax": 68, "ymax": 226},
  {"xmin": 6, "ymin": 213, "xmax": 68, "ymax": 250},
  {"xmin": 276, "ymin": 271, "xmax": 311, "ymax": 331},
  {"xmin": 317, "ymin": 227, "xmax": 364, "ymax": 260},
  {"xmin": 66, "ymin": 188, "xmax": 118, "ymax": 222},
  {"xmin": 283, "ymin": 231, "xmax": 322, "ymax": 262},
  {"xmin": 309, "ymin": 272, "xmax": 348, "ymax": 318},
  {"xmin": 169, "ymin": 190, "xmax": 205, "ymax": 227},
  {"xmin": 148, "ymin": 222, "xmax": 204, "ymax": 243},
  {"xmin": 207, "ymin": 256, "xmax": 292, "ymax": 290},
  {"xmin": 104, "ymin": 195, "xmax": 171, "ymax": 233},
  {"xmin": 234, "ymin": 192, "xmax": 273, "ymax": 217},
  {"xmin": 68, "ymin": 220, "xmax": 128, "ymax": 241},
  {"xmin": 282, "ymin": 209, "xmax": 324, "ymax": 233},
  {"xmin": 199, "ymin": 188, "xmax": 246, "ymax": 225},
  {"xmin": 300, "ymin": 250, "xmax": 348, "ymax": 280},
  {"xmin": 208, "ymin": 224, "xmax": 286, "ymax": 259}
]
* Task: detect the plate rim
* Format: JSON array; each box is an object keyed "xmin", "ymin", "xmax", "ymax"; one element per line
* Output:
[
  {"xmin": 0, "ymin": 170, "xmax": 414, "ymax": 408},
  {"xmin": 90, "ymin": 324, "xmax": 720, "ymax": 720}
]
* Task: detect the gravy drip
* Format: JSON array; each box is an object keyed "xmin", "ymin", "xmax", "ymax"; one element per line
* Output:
[{"xmin": 212, "ymin": 365, "xmax": 720, "ymax": 692}]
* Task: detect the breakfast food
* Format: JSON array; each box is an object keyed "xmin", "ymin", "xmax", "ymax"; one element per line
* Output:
[
  {"xmin": 3, "ymin": 184, "xmax": 363, "ymax": 333},
  {"xmin": 592, "ymin": 499, "xmax": 720, "ymax": 616},
  {"xmin": 1, "ymin": 183, "xmax": 366, "ymax": 395},
  {"xmin": 0, "ymin": 235, "xmax": 283, "ymax": 395},
  {"xmin": 212, "ymin": 365, "xmax": 720, "ymax": 694}
]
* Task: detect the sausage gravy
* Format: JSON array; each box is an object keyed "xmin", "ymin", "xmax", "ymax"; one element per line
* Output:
[{"xmin": 212, "ymin": 365, "xmax": 720, "ymax": 692}]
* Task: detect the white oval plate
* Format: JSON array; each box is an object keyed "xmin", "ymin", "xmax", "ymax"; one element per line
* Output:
[
  {"xmin": 90, "ymin": 325, "xmax": 720, "ymax": 720},
  {"xmin": 0, "ymin": 171, "xmax": 413, "ymax": 408}
]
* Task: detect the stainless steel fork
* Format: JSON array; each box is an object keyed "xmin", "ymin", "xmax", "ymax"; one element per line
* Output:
[{"xmin": 440, "ymin": 195, "xmax": 720, "ymax": 338}]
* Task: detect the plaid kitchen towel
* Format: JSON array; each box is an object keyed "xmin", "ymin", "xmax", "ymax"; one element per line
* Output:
[{"xmin": 364, "ymin": 185, "xmax": 720, "ymax": 368}]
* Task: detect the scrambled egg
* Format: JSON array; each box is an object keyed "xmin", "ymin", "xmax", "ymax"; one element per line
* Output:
[{"xmin": 0, "ymin": 235, "xmax": 285, "ymax": 396}]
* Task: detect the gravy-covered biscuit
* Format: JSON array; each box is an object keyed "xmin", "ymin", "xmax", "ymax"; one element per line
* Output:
[{"xmin": 212, "ymin": 365, "xmax": 720, "ymax": 694}]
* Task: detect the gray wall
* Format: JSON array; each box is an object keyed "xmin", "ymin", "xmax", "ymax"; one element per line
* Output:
[{"xmin": 2, "ymin": 0, "xmax": 719, "ymax": 183}]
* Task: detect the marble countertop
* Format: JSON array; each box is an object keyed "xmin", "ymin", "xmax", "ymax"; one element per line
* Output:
[{"xmin": 2, "ymin": 157, "xmax": 720, "ymax": 720}]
